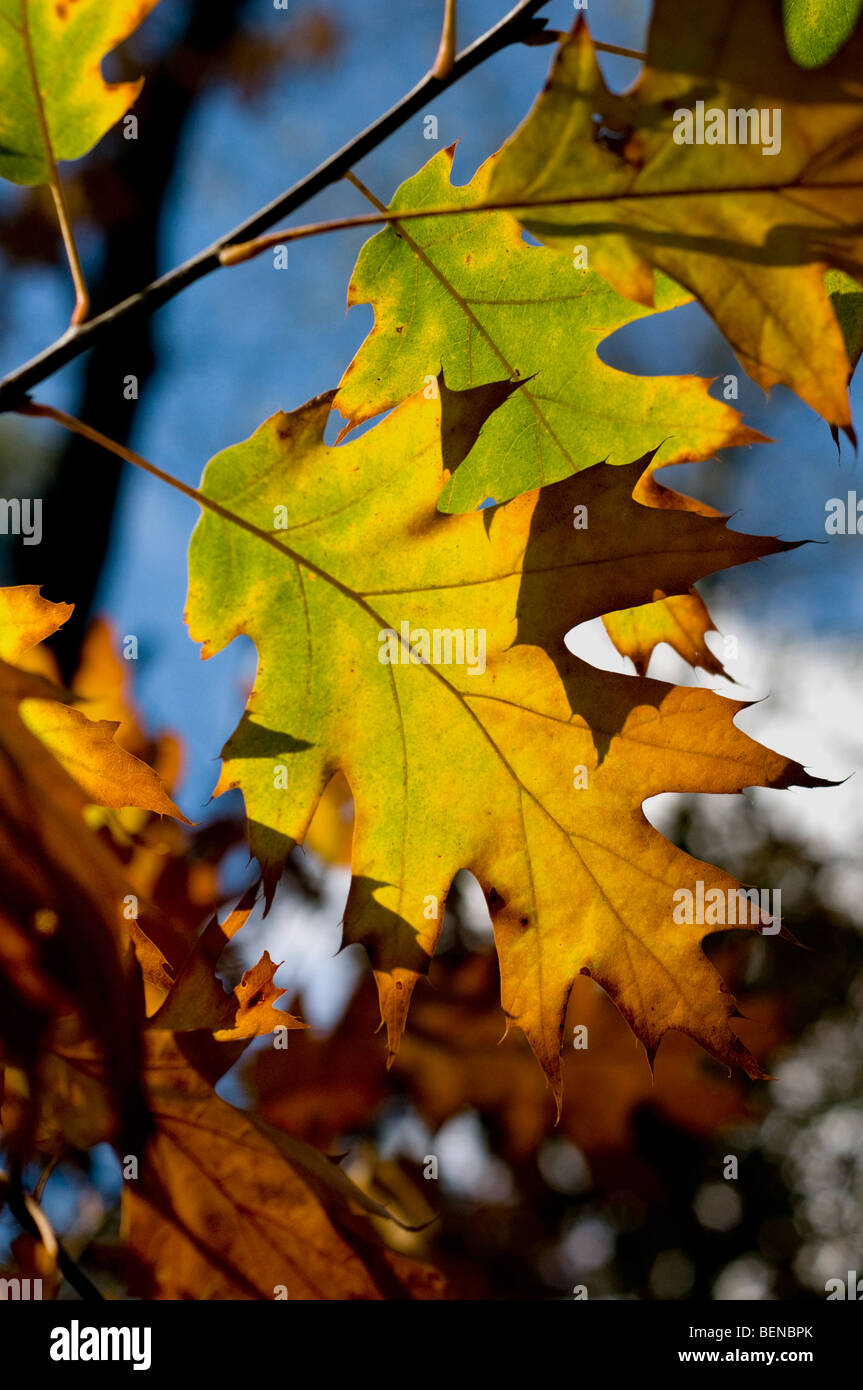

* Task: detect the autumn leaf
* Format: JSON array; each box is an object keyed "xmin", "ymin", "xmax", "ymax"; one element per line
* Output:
[
  {"xmin": 186, "ymin": 381, "xmax": 825, "ymax": 1104},
  {"xmin": 0, "ymin": 582, "xmax": 72, "ymax": 659},
  {"xmin": 0, "ymin": 586, "xmax": 186, "ymax": 819},
  {"xmin": 0, "ymin": 655, "xmax": 157, "ymax": 1153},
  {"xmin": 336, "ymin": 149, "xmax": 761, "ymax": 513},
  {"xmin": 149, "ymin": 885, "xmax": 303, "ymax": 1042},
  {"xmin": 488, "ymin": 3, "xmax": 863, "ymax": 431},
  {"xmin": 783, "ymin": 0, "xmax": 863, "ymax": 67},
  {"xmin": 39, "ymin": 885, "xmax": 443, "ymax": 1300},
  {"xmin": 122, "ymin": 1033, "xmax": 447, "ymax": 1301},
  {"xmin": 603, "ymin": 590, "xmax": 728, "ymax": 679},
  {"xmin": 21, "ymin": 698, "xmax": 187, "ymax": 819},
  {"xmin": 0, "ymin": 0, "xmax": 160, "ymax": 186}
]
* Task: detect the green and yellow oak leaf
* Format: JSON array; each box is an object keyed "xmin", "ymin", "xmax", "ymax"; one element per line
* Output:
[
  {"xmin": 487, "ymin": 1, "xmax": 863, "ymax": 431},
  {"xmin": 0, "ymin": 0, "xmax": 160, "ymax": 186},
  {"xmin": 185, "ymin": 381, "xmax": 825, "ymax": 1104},
  {"xmin": 0, "ymin": 585, "xmax": 185, "ymax": 819},
  {"xmin": 336, "ymin": 148, "xmax": 762, "ymax": 514}
]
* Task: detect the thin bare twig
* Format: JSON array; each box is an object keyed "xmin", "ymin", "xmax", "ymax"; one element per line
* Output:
[
  {"xmin": 34, "ymin": 1152, "xmax": 61, "ymax": 1203},
  {"xmin": 593, "ymin": 41, "xmax": 646, "ymax": 60},
  {"xmin": 218, "ymin": 180, "xmax": 859, "ymax": 265},
  {"xmin": 0, "ymin": 0, "xmax": 550, "ymax": 413}
]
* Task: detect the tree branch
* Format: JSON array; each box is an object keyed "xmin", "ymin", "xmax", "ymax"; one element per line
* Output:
[{"xmin": 0, "ymin": 0, "xmax": 550, "ymax": 414}]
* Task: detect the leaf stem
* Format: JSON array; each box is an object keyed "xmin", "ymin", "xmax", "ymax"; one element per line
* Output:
[
  {"xmin": 433, "ymin": 0, "xmax": 457, "ymax": 78},
  {"xmin": 19, "ymin": 0, "xmax": 90, "ymax": 324},
  {"xmin": 49, "ymin": 180, "xmax": 91, "ymax": 326},
  {"xmin": 50, "ymin": 179, "xmax": 90, "ymax": 325},
  {"xmin": 18, "ymin": 400, "xmax": 238, "ymax": 521},
  {"xmin": 0, "ymin": 0, "xmax": 551, "ymax": 412},
  {"xmin": 218, "ymin": 180, "xmax": 860, "ymax": 265},
  {"xmin": 343, "ymin": 169, "xmax": 387, "ymax": 214},
  {"xmin": 592, "ymin": 41, "xmax": 646, "ymax": 60}
]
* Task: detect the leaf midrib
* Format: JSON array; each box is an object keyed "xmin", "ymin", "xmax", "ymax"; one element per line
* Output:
[{"xmin": 18, "ymin": 0, "xmax": 60, "ymax": 181}]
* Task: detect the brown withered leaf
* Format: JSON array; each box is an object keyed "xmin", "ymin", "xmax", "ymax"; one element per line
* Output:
[
  {"xmin": 0, "ymin": 657, "xmax": 161, "ymax": 1154},
  {"xmin": 123, "ymin": 1033, "xmax": 447, "ymax": 1300},
  {"xmin": 149, "ymin": 885, "xmax": 303, "ymax": 1042}
]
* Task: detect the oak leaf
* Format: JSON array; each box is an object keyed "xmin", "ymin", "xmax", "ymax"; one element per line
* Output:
[
  {"xmin": 488, "ymin": 3, "xmax": 863, "ymax": 430},
  {"xmin": 0, "ymin": 587, "xmax": 185, "ymax": 819},
  {"xmin": 122, "ymin": 1033, "xmax": 447, "ymax": 1300},
  {"xmin": 603, "ymin": 590, "xmax": 728, "ymax": 679},
  {"xmin": 0, "ymin": 0, "xmax": 160, "ymax": 186},
  {"xmin": 337, "ymin": 149, "xmax": 761, "ymax": 512},
  {"xmin": 186, "ymin": 382, "xmax": 824, "ymax": 1103}
]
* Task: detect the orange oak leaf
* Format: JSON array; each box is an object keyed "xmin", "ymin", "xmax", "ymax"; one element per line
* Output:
[{"xmin": 0, "ymin": 586, "xmax": 186, "ymax": 820}]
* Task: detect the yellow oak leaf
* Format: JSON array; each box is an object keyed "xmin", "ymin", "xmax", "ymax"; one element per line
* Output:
[
  {"xmin": 604, "ymin": 589, "xmax": 728, "ymax": 679},
  {"xmin": 0, "ymin": 583, "xmax": 71, "ymax": 662},
  {"xmin": 186, "ymin": 381, "xmax": 826, "ymax": 1105}
]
